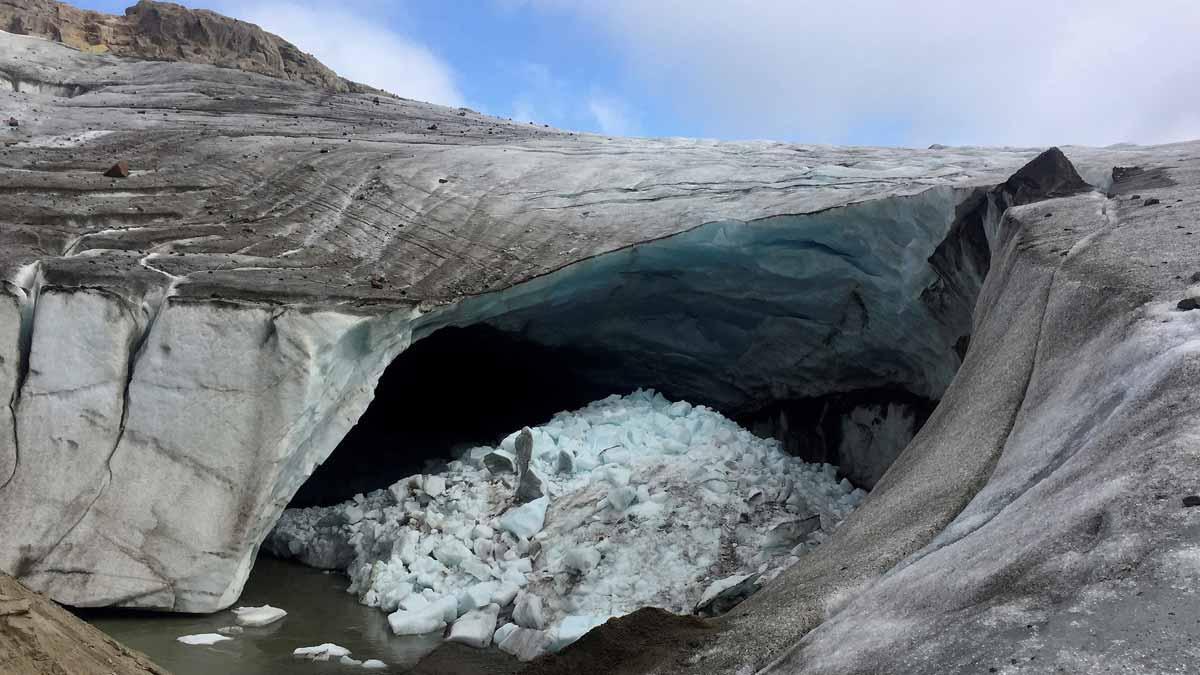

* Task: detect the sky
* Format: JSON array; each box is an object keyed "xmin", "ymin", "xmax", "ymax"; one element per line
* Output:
[{"xmin": 71, "ymin": 0, "xmax": 1200, "ymax": 147}]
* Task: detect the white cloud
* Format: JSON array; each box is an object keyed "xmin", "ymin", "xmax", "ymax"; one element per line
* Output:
[
  {"xmin": 209, "ymin": 1, "xmax": 463, "ymax": 106},
  {"xmin": 517, "ymin": 0, "xmax": 1200, "ymax": 146},
  {"xmin": 587, "ymin": 95, "xmax": 637, "ymax": 136}
]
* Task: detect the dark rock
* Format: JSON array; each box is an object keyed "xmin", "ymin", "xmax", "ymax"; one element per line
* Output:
[
  {"xmin": 1177, "ymin": 298, "xmax": 1200, "ymax": 311},
  {"xmin": 996, "ymin": 147, "xmax": 1091, "ymax": 206},
  {"xmin": 1189, "ymin": 272, "xmax": 1200, "ymax": 283},
  {"xmin": 482, "ymin": 450, "xmax": 516, "ymax": 475},
  {"xmin": 1143, "ymin": 198, "xmax": 1160, "ymax": 206},
  {"xmin": 438, "ymin": 178, "xmax": 448, "ymax": 184},
  {"xmin": 5, "ymin": 117, "xmax": 16, "ymax": 127},
  {"xmin": 427, "ymin": 124, "xmax": 438, "ymax": 131},
  {"xmin": 514, "ymin": 427, "xmax": 542, "ymax": 503},
  {"xmin": 369, "ymin": 275, "xmax": 385, "ymax": 289},
  {"xmin": 103, "ymin": 160, "xmax": 129, "ymax": 178},
  {"xmin": 1183, "ymin": 495, "xmax": 1200, "ymax": 507}
]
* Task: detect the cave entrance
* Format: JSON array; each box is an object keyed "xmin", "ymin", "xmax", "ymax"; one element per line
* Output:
[
  {"xmin": 292, "ymin": 187, "xmax": 991, "ymax": 506},
  {"xmin": 288, "ymin": 324, "xmax": 620, "ymax": 507}
]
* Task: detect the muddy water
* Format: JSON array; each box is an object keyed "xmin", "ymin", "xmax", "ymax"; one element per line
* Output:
[{"xmin": 85, "ymin": 557, "xmax": 442, "ymax": 674}]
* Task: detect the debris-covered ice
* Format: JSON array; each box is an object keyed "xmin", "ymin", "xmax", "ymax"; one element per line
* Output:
[{"xmin": 267, "ymin": 390, "xmax": 866, "ymax": 659}]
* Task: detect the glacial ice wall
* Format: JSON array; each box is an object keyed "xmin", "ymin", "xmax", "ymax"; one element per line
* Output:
[{"xmin": 425, "ymin": 186, "xmax": 970, "ymax": 412}]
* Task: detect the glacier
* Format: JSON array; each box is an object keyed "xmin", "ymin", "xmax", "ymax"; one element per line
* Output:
[{"xmin": 2, "ymin": 16, "xmax": 1200, "ymax": 675}]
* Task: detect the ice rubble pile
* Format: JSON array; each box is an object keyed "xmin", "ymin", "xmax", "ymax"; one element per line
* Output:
[{"xmin": 266, "ymin": 390, "xmax": 866, "ymax": 660}]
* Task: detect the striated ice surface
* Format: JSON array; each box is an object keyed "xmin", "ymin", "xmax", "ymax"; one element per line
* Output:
[{"xmin": 267, "ymin": 389, "xmax": 866, "ymax": 658}]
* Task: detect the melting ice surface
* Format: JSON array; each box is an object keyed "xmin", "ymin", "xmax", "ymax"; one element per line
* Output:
[{"xmin": 267, "ymin": 390, "xmax": 866, "ymax": 660}]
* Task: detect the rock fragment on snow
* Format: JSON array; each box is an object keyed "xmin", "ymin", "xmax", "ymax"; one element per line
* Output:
[
  {"xmin": 103, "ymin": 160, "xmax": 130, "ymax": 178},
  {"xmin": 1183, "ymin": 495, "xmax": 1200, "ymax": 507}
]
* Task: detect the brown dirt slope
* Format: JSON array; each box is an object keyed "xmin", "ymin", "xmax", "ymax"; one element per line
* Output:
[
  {"xmin": 0, "ymin": 0, "xmax": 380, "ymax": 94},
  {"xmin": 0, "ymin": 573, "xmax": 168, "ymax": 675}
]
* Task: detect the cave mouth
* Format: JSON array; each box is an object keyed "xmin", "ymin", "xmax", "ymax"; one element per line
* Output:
[
  {"xmin": 289, "ymin": 324, "xmax": 623, "ymax": 507},
  {"xmin": 292, "ymin": 186, "xmax": 991, "ymax": 508}
]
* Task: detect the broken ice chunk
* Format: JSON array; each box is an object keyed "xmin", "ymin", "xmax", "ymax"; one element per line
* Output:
[
  {"xmin": 362, "ymin": 659, "xmax": 387, "ymax": 669},
  {"xmin": 606, "ymin": 485, "xmax": 637, "ymax": 511},
  {"xmin": 563, "ymin": 546, "xmax": 601, "ymax": 575},
  {"xmin": 498, "ymin": 626, "xmax": 554, "ymax": 662},
  {"xmin": 550, "ymin": 615, "xmax": 610, "ymax": 652},
  {"xmin": 232, "ymin": 604, "xmax": 287, "ymax": 627},
  {"xmin": 424, "ymin": 475, "xmax": 446, "ymax": 497},
  {"xmin": 293, "ymin": 643, "xmax": 352, "ymax": 660},
  {"xmin": 499, "ymin": 496, "xmax": 549, "ymax": 539},
  {"xmin": 513, "ymin": 592, "xmax": 545, "ymax": 629},
  {"xmin": 494, "ymin": 622, "xmax": 518, "ymax": 645},
  {"xmin": 176, "ymin": 633, "xmax": 231, "ymax": 646},
  {"xmin": 386, "ymin": 602, "xmax": 447, "ymax": 636},
  {"xmin": 447, "ymin": 604, "xmax": 500, "ymax": 648}
]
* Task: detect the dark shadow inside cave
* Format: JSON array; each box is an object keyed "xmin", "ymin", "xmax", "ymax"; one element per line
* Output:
[{"xmin": 289, "ymin": 324, "xmax": 622, "ymax": 507}]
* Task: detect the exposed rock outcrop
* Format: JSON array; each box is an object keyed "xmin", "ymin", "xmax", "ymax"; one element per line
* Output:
[
  {"xmin": 0, "ymin": 0, "xmax": 379, "ymax": 93},
  {"xmin": 0, "ymin": 573, "xmax": 168, "ymax": 675}
]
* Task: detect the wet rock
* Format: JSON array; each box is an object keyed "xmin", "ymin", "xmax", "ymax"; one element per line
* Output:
[{"xmin": 103, "ymin": 160, "xmax": 130, "ymax": 178}]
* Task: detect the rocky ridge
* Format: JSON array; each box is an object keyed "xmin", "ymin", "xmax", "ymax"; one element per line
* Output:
[{"xmin": 0, "ymin": 0, "xmax": 379, "ymax": 93}]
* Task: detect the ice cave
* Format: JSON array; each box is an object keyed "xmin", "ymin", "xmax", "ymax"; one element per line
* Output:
[{"xmin": 257, "ymin": 173, "xmax": 1007, "ymax": 660}]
